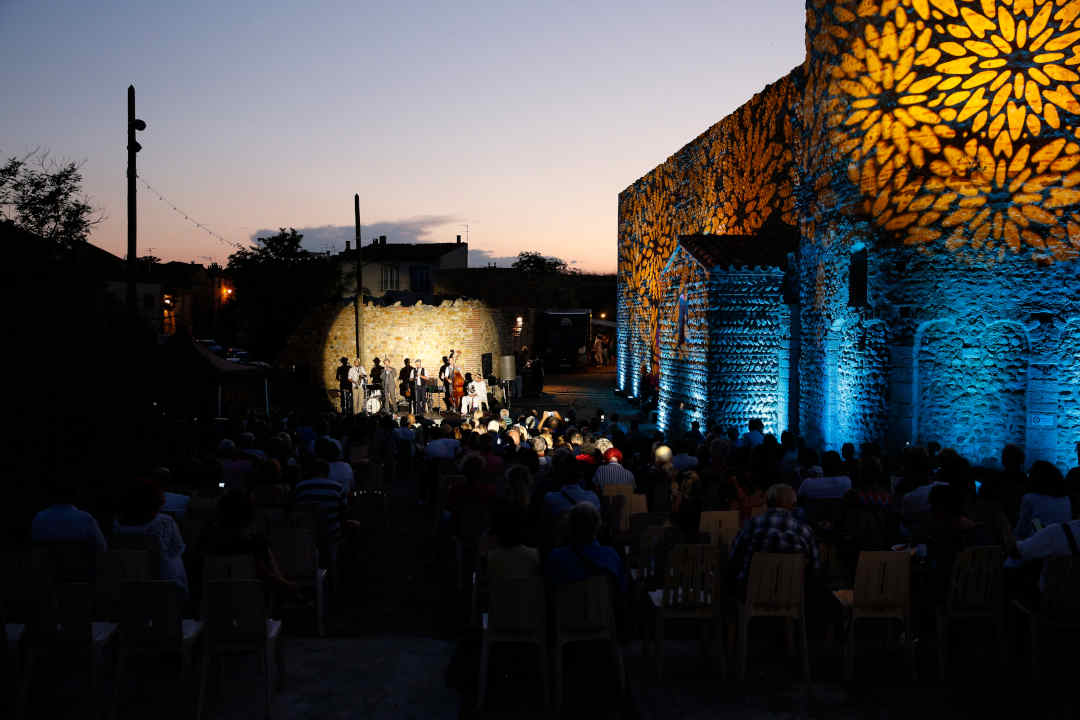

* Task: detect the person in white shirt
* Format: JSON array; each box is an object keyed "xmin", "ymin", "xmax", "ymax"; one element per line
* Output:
[
  {"xmin": 1011, "ymin": 518, "xmax": 1080, "ymax": 592},
  {"xmin": 348, "ymin": 358, "xmax": 366, "ymax": 414},
  {"xmin": 413, "ymin": 358, "xmax": 427, "ymax": 416}
]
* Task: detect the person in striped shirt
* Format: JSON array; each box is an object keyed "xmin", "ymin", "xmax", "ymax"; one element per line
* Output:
[
  {"xmin": 592, "ymin": 448, "xmax": 635, "ymax": 490},
  {"xmin": 293, "ymin": 459, "xmax": 346, "ymax": 542}
]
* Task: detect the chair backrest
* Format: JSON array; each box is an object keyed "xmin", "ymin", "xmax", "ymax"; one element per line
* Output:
[
  {"xmin": 629, "ymin": 512, "xmax": 668, "ymax": 537},
  {"xmin": 457, "ymin": 502, "xmax": 491, "ymax": 541},
  {"xmin": 744, "ymin": 552, "xmax": 805, "ymax": 618},
  {"xmin": 117, "ymin": 580, "xmax": 184, "ymax": 648},
  {"xmin": 184, "ymin": 496, "xmax": 219, "ymax": 546},
  {"xmin": 661, "ymin": 544, "xmax": 722, "ymax": 608},
  {"xmin": 27, "ymin": 581, "xmax": 95, "ymax": 648},
  {"xmin": 254, "ymin": 504, "xmax": 288, "ymax": 534},
  {"xmin": 487, "ymin": 577, "xmax": 546, "ymax": 635},
  {"xmin": 288, "ymin": 503, "xmax": 327, "ymax": 539},
  {"xmin": 852, "ymin": 550, "xmax": 910, "ymax": 613},
  {"xmin": 269, "ymin": 527, "xmax": 318, "ymax": 579},
  {"xmin": 555, "ymin": 575, "xmax": 615, "ymax": 634},
  {"xmin": 1041, "ymin": 556, "xmax": 1080, "ymax": 623},
  {"xmin": 205, "ymin": 579, "xmax": 268, "ymax": 640},
  {"xmin": 204, "ymin": 554, "xmax": 258, "ymax": 581},
  {"xmin": 629, "ymin": 494, "xmax": 648, "ymax": 516},
  {"xmin": 33, "ymin": 542, "xmax": 97, "ymax": 583},
  {"xmin": 95, "ymin": 550, "xmax": 152, "ymax": 620},
  {"xmin": 699, "ymin": 511, "xmax": 741, "ymax": 547},
  {"xmin": 602, "ymin": 485, "xmax": 634, "ymax": 533},
  {"xmin": 0, "ymin": 551, "xmax": 46, "ymax": 625},
  {"xmin": 946, "ymin": 545, "xmax": 1003, "ymax": 615}
]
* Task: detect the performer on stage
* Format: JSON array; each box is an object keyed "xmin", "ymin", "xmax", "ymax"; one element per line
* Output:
[
  {"xmin": 368, "ymin": 357, "xmax": 384, "ymax": 413},
  {"xmin": 382, "ymin": 359, "xmax": 397, "ymax": 410},
  {"xmin": 398, "ymin": 358, "xmax": 416, "ymax": 415},
  {"xmin": 413, "ymin": 358, "xmax": 427, "ymax": 417},
  {"xmin": 348, "ymin": 358, "xmax": 366, "ymax": 415},
  {"xmin": 439, "ymin": 356, "xmax": 453, "ymax": 413},
  {"xmin": 336, "ymin": 357, "xmax": 353, "ymax": 415}
]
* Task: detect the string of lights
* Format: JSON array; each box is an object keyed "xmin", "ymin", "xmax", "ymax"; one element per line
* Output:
[{"xmin": 135, "ymin": 173, "xmax": 248, "ymax": 252}]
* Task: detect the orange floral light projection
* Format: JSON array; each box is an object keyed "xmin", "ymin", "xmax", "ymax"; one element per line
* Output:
[
  {"xmin": 618, "ymin": 76, "xmax": 798, "ymax": 378},
  {"xmin": 823, "ymin": 0, "xmax": 1080, "ymax": 261}
]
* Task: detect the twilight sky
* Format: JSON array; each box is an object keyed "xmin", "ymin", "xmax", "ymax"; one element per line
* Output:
[{"xmin": 1, "ymin": 0, "xmax": 805, "ymax": 273}]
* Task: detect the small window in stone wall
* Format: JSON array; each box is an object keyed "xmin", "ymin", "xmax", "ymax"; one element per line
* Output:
[{"xmin": 849, "ymin": 248, "xmax": 868, "ymax": 307}]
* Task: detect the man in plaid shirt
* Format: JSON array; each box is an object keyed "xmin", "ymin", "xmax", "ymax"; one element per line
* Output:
[{"xmin": 729, "ymin": 484, "xmax": 819, "ymax": 585}]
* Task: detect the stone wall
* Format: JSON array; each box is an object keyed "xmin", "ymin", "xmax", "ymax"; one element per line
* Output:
[
  {"xmin": 299, "ymin": 298, "xmax": 513, "ymax": 401},
  {"xmin": 619, "ymin": 0, "xmax": 1080, "ymax": 469},
  {"xmin": 657, "ymin": 247, "xmax": 711, "ymax": 435}
]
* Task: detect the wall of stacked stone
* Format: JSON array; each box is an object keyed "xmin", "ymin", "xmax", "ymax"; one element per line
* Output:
[
  {"xmin": 658, "ymin": 248, "xmax": 711, "ymax": 435},
  {"xmin": 617, "ymin": 72, "xmax": 800, "ymax": 395},
  {"xmin": 315, "ymin": 299, "xmax": 513, "ymax": 400},
  {"xmin": 706, "ymin": 270, "xmax": 788, "ymax": 436}
]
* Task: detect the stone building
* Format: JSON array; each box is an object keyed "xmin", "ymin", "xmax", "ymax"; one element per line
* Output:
[{"xmin": 618, "ymin": 0, "xmax": 1080, "ymax": 470}]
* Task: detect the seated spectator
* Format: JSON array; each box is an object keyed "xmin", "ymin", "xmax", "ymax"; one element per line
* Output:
[
  {"xmin": 738, "ymin": 419, "xmax": 765, "ymax": 449},
  {"xmin": 684, "ymin": 421, "xmax": 704, "ymax": 448},
  {"xmin": 1000, "ymin": 443, "xmax": 1028, "ymax": 523},
  {"xmin": 198, "ymin": 489, "xmax": 297, "ymax": 598},
  {"xmin": 293, "ymin": 459, "xmax": 345, "ymax": 542},
  {"xmin": 543, "ymin": 455, "xmax": 601, "ymax": 517},
  {"xmin": 846, "ymin": 455, "xmax": 892, "ymax": 507},
  {"xmin": 797, "ymin": 450, "xmax": 852, "ymax": 500},
  {"xmin": 1009, "ymin": 511, "xmax": 1080, "ymax": 593},
  {"xmin": 448, "ymin": 456, "xmax": 496, "ymax": 515},
  {"xmin": 502, "ymin": 464, "xmax": 533, "ymax": 509},
  {"xmin": 840, "ymin": 442, "xmax": 858, "ymax": 479},
  {"xmin": 592, "ymin": 448, "xmax": 635, "ymax": 489},
  {"xmin": 238, "ymin": 431, "xmax": 266, "ymax": 461},
  {"xmin": 318, "ymin": 436, "xmax": 355, "ymax": 496},
  {"xmin": 487, "ymin": 503, "xmax": 540, "ymax": 580},
  {"xmin": 729, "ymin": 484, "xmax": 819, "ymax": 587},
  {"xmin": 1014, "ymin": 460, "xmax": 1072, "ymax": 540},
  {"xmin": 671, "ymin": 439, "xmax": 699, "ymax": 472},
  {"xmin": 545, "ymin": 503, "xmax": 627, "ymax": 591},
  {"xmin": 218, "ymin": 438, "xmax": 254, "ymax": 490},
  {"xmin": 425, "ymin": 425, "xmax": 462, "ymax": 461},
  {"xmin": 924, "ymin": 483, "xmax": 993, "ymax": 601},
  {"xmin": 31, "ymin": 474, "xmax": 107, "ymax": 551},
  {"xmin": 114, "ymin": 476, "xmax": 189, "ymax": 598}
]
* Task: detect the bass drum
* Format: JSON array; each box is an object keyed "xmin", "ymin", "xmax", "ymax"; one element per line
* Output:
[{"xmin": 365, "ymin": 388, "xmax": 382, "ymax": 414}]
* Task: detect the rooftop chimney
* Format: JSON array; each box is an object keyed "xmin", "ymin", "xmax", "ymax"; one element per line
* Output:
[
  {"xmin": 379, "ymin": 235, "xmax": 387, "ymax": 246},
  {"xmin": 456, "ymin": 234, "xmax": 461, "ymax": 244},
  {"xmin": 345, "ymin": 240, "xmax": 351, "ymax": 252}
]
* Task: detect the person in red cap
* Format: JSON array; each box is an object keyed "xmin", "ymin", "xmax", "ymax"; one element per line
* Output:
[{"xmin": 593, "ymin": 447, "xmax": 635, "ymax": 490}]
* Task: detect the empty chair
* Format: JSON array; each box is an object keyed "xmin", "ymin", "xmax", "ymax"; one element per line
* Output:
[
  {"xmin": 552, "ymin": 575, "xmax": 624, "ymax": 712},
  {"xmin": 649, "ymin": 544, "xmax": 726, "ymax": 677},
  {"xmin": 736, "ymin": 553, "xmax": 809, "ymax": 681},
  {"xmin": 198, "ymin": 579, "xmax": 283, "ymax": 720},
  {"xmin": 476, "ymin": 577, "xmax": 548, "ymax": 711},
  {"xmin": 936, "ymin": 545, "xmax": 1004, "ymax": 680},
  {"xmin": 698, "ymin": 511, "xmax": 741, "ymax": 548},
  {"xmin": 629, "ymin": 494, "xmax": 648, "ymax": 516},
  {"xmin": 629, "ymin": 512, "xmax": 669, "ymax": 537},
  {"xmin": 833, "ymin": 550, "xmax": 913, "ymax": 680},
  {"xmin": 111, "ymin": 580, "xmax": 204, "ymax": 719},
  {"xmin": 19, "ymin": 581, "xmax": 117, "ymax": 720},
  {"xmin": 94, "ymin": 550, "xmax": 152, "ymax": 621},
  {"xmin": 2, "ymin": 552, "xmax": 40, "ymax": 720},
  {"xmin": 269, "ymin": 528, "xmax": 327, "ymax": 636},
  {"xmin": 1015, "ymin": 556, "xmax": 1080, "ymax": 678}
]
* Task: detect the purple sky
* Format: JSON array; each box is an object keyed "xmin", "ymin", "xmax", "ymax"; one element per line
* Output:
[{"xmin": 1, "ymin": 0, "xmax": 805, "ymax": 273}]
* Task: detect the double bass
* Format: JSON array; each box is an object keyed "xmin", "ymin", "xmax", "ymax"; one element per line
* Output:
[{"xmin": 452, "ymin": 369, "xmax": 465, "ymax": 410}]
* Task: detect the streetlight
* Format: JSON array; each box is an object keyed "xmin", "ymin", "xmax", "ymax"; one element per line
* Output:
[{"xmin": 126, "ymin": 84, "xmax": 147, "ymax": 314}]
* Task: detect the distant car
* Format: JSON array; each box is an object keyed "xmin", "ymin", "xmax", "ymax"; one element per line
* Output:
[{"xmin": 196, "ymin": 338, "xmax": 225, "ymax": 355}]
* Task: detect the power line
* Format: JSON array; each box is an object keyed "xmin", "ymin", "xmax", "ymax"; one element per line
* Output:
[{"xmin": 135, "ymin": 173, "xmax": 247, "ymax": 252}]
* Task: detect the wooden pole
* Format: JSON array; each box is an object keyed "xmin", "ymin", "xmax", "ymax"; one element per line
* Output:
[
  {"xmin": 354, "ymin": 194, "xmax": 362, "ymax": 361},
  {"xmin": 126, "ymin": 85, "xmax": 137, "ymax": 313}
]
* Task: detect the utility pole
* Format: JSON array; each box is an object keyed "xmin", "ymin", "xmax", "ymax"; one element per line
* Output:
[
  {"xmin": 126, "ymin": 84, "xmax": 147, "ymax": 314},
  {"xmin": 354, "ymin": 193, "xmax": 362, "ymax": 361}
]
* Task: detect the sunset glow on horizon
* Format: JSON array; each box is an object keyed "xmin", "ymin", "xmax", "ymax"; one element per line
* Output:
[{"xmin": 1, "ymin": 0, "xmax": 805, "ymax": 273}]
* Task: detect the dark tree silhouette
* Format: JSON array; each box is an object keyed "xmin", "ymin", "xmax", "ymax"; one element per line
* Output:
[
  {"xmin": 223, "ymin": 228, "xmax": 342, "ymax": 359},
  {"xmin": 0, "ymin": 150, "xmax": 101, "ymax": 245},
  {"xmin": 511, "ymin": 250, "xmax": 573, "ymax": 274}
]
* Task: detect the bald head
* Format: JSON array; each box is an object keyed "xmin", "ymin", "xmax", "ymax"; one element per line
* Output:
[{"xmin": 766, "ymin": 483, "xmax": 797, "ymax": 510}]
